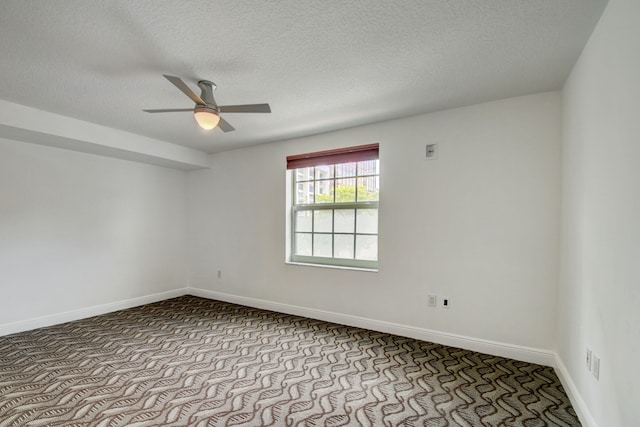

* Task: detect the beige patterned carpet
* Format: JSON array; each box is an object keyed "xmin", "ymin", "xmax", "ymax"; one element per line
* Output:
[{"xmin": 0, "ymin": 296, "xmax": 579, "ymax": 426}]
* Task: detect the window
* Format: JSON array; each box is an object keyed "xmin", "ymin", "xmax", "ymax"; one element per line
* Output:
[{"xmin": 287, "ymin": 144, "xmax": 379, "ymax": 270}]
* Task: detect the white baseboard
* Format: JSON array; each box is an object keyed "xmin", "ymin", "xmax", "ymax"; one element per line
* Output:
[
  {"xmin": 3, "ymin": 287, "xmax": 593, "ymax": 424},
  {"xmin": 1, "ymin": 286, "xmax": 556, "ymax": 368},
  {"xmin": 554, "ymin": 354, "xmax": 599, "ymax": 427},
  {"xmin": 186, "ymin": 287, "xmax": 556, "ymax": 367},
  {"xmin": 0, "ymin": 288, "xmax": 187, "ymax": 336}
]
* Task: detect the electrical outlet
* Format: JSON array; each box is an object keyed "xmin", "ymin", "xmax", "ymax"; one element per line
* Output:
[
  {"xmin": 442, "ymin": 297, "xmax": 450, "ymax": 309},
  {"xmin": 427, "ymin": 294, "xmax": 437, "ymax": 307},
  {"xmin": 217, "ymin": 270, "xmax": 222, "ymax": 279},
  {"xmin": 586, "ymin": 348, "xmax": 592, "ymax": 371},
  {"xmin": 592, "ymin": 354, "xmax": 600, "ymax": 380}
]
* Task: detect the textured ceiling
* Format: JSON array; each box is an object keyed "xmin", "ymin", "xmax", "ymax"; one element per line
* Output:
[{"xmin": 0, "ymin": 0, "xmax": 608, "ymax": 154}]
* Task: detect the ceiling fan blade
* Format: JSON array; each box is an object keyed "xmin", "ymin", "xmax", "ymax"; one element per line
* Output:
[
  {"xmin": 219, "ymin": 103, "xmax": 271, "ymax": 113},
  {"xmin": 143, "ymin": 108, "xmax": 194, "ymax": 113},
  {"xmin": 218, "ymin": 117, "xmax": 235, "ymax": 133},
  {"xmin": 163, "ymin": 75, "xmax": 205, "ymax": 105}
]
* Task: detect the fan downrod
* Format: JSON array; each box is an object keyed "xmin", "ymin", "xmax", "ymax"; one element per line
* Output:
[{"xmin": 197, "ymin": 80, "xmax": 217, "ymax": 106}]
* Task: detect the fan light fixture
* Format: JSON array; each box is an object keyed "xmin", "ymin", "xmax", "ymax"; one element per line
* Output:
[
  {"xmin": 194, "ymin": 106, "xmax": 220, "ymax": 130},
  {"xmin": 143, "ymin": 75, "xmax": 271, "ymax": 133}
]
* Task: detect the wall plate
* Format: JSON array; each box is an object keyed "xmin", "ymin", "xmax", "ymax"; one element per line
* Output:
[
  {"xmin": 427, "ymin": 294, "xmax": 437, "ymax": 307},
  {"xmin": 425, "ymin": 144, "xmax": 438, "ymax": 160}
]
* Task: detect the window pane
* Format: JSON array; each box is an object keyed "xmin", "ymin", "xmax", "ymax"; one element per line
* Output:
[
  {"xmin": 295, "ymin": 211, "xmax": 312, "ymax": 232},
  {"xmin": 334, "ymin": 178, "xmax": 356, "ymax": 203},
  {"xmin": 296, "ymin": 167, "xmax": 314, "ymax": 182},
  {"xmin": 315, "ymin": 180, "xmax": 333, "ymax": 203},
  {"xmin": 314, "ymin": 210, "xmax": 332, "ymax": 232},
  {"xmin": 334, "ymin": 209, "xmax": 355, "ymax": 233},
  {"xmin": 295, "ymin": 233, "xmax": 312, "ymax": 256},
  {"xmin": 314, "ymin": 234, "xmax": 332, "ymax": 257},
  {"xmin": 358, "ymin": 160, "xmax": 379, "ymax": 176},
  {"xmin": 356, "ymin": 209, "xmax": 378, "ymax": 234},
  {"xmin": 356, "ymin": 235, "xmax": 378, "ymax": 261},
  {"xmin": 334, "ymin": 234, "xmax": 354, "ymax": 259},
  {"xmin": 315, "ymin": 165, "xmax": 333, "ymax": 180},
  {"xmin": 357, "ymin": 176, "xmax": 379, "ymax": 201},
  {"xmin": 295, "ymin": 181, "xmax": 314, "ymax": 204},
  {"xmin": 335, "ymin": 162, "xmax": 356, "ymax": 178},
  {"xmin": 290, "ymin": 152, "xmax": 379, "ymax": 269}
]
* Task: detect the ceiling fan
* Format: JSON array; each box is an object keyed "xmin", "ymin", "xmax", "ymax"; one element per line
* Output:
[{"xmin": 143, "ymin": 75, "xmax": 271, "ymax": 133}]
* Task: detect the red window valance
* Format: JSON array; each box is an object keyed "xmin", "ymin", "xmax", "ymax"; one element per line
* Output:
[{"xmin": 286, "ymin": 143, "xmax": 379, "ymax": 170}]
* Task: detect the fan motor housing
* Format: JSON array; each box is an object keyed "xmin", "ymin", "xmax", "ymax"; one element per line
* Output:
[{"xmin": 194, "ymin": 105, "xmax": 219, "ymax": 115}]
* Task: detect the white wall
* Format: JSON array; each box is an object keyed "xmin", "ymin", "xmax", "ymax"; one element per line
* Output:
[
  {"xmin": 0, "ymin": 138, "xmax": 188, "ymax": 328},
  {"xmin": 559, "ymin": 0, "xmax": 640, "ymax": 425},
  {"xmin": 188, "ymin": 91, "xmax": 561, "ymax": 353}
]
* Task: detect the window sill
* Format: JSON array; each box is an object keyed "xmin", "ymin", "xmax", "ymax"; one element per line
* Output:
[{"xmin": 285, "ymin": 260, "xmax": 378, "ymax": 273}]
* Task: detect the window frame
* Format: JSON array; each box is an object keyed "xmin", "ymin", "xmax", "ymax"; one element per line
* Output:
[{"xmin": 287, "ymin": 145, "xmax": 380, "ymax": 271}]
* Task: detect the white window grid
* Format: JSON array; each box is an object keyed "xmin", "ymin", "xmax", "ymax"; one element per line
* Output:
[{"xmin": 291, "ymin": 160, "xmax": 379, "ymax": 269}]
